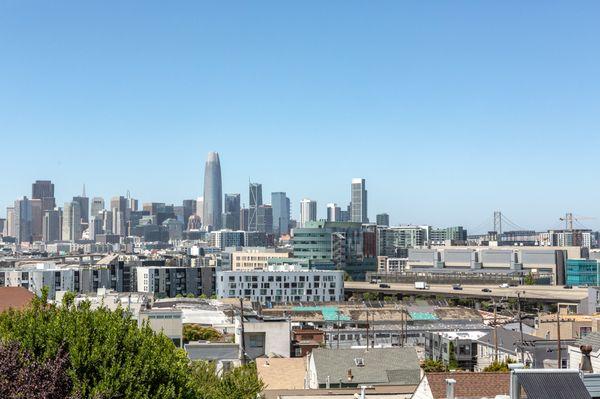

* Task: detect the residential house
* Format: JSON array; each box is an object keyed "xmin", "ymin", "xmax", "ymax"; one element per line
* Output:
[
  {"xmin": 306, "ymin": 347, "xmax": 421, "ymax": 389},
  {"xmin": 412, "ymin": 372, "xmax": 510, "ymax": 399}
]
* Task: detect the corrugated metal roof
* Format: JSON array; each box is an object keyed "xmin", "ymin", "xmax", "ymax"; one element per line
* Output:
[
  {"xmin": 583, "ymin": 373, "xmax": 600, "ymax": 398},
  {"xmin": 517, "ymin": 372, "xmax": 591, "ymax": 399}
]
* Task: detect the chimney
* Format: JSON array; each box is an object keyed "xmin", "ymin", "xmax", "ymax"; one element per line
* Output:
[
  {"xmin": 445, "ymin": 378, "xmax": 456, "ymax": 399},
  {"xmin": 347, "ymin": 369, "xmax": 354, "ymax": 382},
  {"xmin": 580, "ymin": 345, "xmax": 594, "ymax": 373}
]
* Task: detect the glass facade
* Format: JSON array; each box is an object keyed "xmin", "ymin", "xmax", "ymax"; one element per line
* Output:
[{"xmin": 566, "ymin": 259, "xmax": 600, "ymax": 286}]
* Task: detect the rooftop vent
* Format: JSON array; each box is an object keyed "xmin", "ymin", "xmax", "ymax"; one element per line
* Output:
[{"xmin": 354, "ymin": 358, "xmax": 365, "ymax": 367}]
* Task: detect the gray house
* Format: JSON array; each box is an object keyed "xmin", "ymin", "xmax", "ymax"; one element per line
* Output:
[{"xmin": 306, "ymin": 347, "xmax": 421, "ymax": 389}]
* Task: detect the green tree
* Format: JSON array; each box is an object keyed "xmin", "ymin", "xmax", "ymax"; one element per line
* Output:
[
  {"xmin": 362, "ymin": 292, "xmax": 378, "ymax": 301},
  {"xmin": 383, "ymin": 295, "xmax": 395, "ymax": 302},
  {"xmin": 448, "ymin": 342, "xmax": 459, "ymax": 370},
  {"xmin": 0, "ymin": 298, "xmax": 195, "ymax": 399},
  {"xmin": 183, "ymin": 324, "xmax": 223, "ymax": 343},
  {"xmin": 483, "ymin": 358, "xmax": 515, "ymax": 372},
  {"xmin": 189, "ymin": 362, "xmax": 264, "ymax": 399},
  {"xmin": 343, "ymin": 272, "xmax": 353, "ymax": 282},
  {"xmin": 421, "ymin": 359, "xmax": 448, "ymax": 372},
  {"xmin": 524, "ymin": 272, "xmax": 535, "ymax": 285}
]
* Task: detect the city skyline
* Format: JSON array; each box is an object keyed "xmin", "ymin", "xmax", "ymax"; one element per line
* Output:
[
  {"xmin": 1, "ymin": 2, "xmax": 600, "ymax": 230},
  {"xmin": 2, "ymin": 164, "xmax": 599, "ymax": 234}
]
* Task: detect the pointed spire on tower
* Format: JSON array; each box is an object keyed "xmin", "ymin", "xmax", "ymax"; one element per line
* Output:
[{"xmin": 82, "ymin": 184, "xmax": 86, "ymax": 197}]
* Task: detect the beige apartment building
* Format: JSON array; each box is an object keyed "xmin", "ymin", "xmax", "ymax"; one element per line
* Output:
[{"xmin": 230, "ymin": 248, "xmax": 291, "ymax": 271}]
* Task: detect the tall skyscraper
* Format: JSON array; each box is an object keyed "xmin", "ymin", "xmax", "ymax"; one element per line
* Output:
[
  {"xmin": 256, "ymin": 204, "xmax": 273, "ymax": 234},
  {"xmin": 326, "ymin": 203, "xmax": 341, "ymax": 222},
  {"xmin": 240, "ymin": 208, "xmax": 250, "ymax": 231},
  {"xmin": 300, "ymin": 198, "xmax": 317, "ymax": 227},
  {"xmin": 73, "ymin": 192, "xmax": 90, "ymax": 224},
  {"xmin": 224, "ymin": 193, "xmax": 241, "ymax": 230},
  {"xmin": 351, "ymin": 178, "xmax": 368, "ymax": 223},
  {"xmin": 248, "ymin": 182, "xmax": 262, "ymax": 231},
  {"xmin": 376, "ymin": 213, "xmax": 390, "ymax": 226},
  {"xmin": 196, "ymin": 197, "xmax": 204, "ymax": 223},
  {"xmin": 5, "ymin": 207, "xmax": 15, "ymax": 237},
  {"xmin": 32, "ymin": 180, "xmax": 55, "ymax": 211},
  {"xmin": 42, "ymin": 209, "xmax": 61, "ymax": 242},
  {"xmin": 272, "ymin": 192, "xmax": 290, "ymax": 236},
  {"xmin": 91, "ymin": 197, "xmax": 105, "ymax": 218},
  {"xmin": 30, "ymin": 199, "xmax": 43, "ymax": 241},
  {"xmin": 182, "ymin": 199, "xmax": 197, "ymax": 229},
  {"xmin": 14, "ymin": 197, "xmax": 33, "ymax": 244},
  {"xmin": 62, "ymin": 201, "xmax": 81, "ymax": 242},
  {"xmin": 203, "ymin": 152, "xmax": 223, "ymax": 230}
]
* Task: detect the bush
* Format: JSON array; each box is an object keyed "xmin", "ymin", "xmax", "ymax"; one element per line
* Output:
[
  {"xmin": 422, "ymin": 359, "xmax": 448, "ymax": 372},
  {"xmin": 483, "ymin": 359, "xmax": 515, "ymax": 372},
  {"xmin": 183, "ymin": 324, "xmax": 223, "ymax": 343}
]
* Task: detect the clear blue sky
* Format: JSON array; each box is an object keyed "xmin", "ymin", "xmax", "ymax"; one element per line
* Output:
[{"xmin": 1, "ymin": 2, "xmax": 599, "ymax": 232}]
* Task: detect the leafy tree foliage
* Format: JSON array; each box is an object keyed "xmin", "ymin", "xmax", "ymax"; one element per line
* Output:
[
  {"xmin": 189, "ymin": 362, "xmax": 264, "ymax": 399},
  {"xmin": 183, "ymin": 324, "xmax": 223, "ymax": 343},
  {"xmin": 421, "ymin": 359, "xmax": 448, "ymax": 372},
  {"xmin": 448, "ymin": 342, "xmax": 459, "ymax": 370},
  {"xmin": 483, "ymin": 358, "xmax": 516, "ymax": 372},
  {"xmin": 0, "ymin": 341, "xmax": 72, "ymax": 399},
  {"xmin": 0, "ymin": 293, "xmax": 264, "ymax": 399},
  {"xmin": 524, "ymin": 272, "xmax": 535, "ymax": 285},
  {"xmin": 362, "ymin": 292, "xmax": 378, "ymax": 301}
]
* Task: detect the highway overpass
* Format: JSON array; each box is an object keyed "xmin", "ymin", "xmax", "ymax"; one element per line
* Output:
[{"xmin": 344, "ymin": 281, "xmax": 591, "ymax": 304}]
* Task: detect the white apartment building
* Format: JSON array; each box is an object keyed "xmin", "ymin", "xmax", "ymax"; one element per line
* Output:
[{"xmin": 216, "ymin": 265, "xmax": 344, "ymax": 303}]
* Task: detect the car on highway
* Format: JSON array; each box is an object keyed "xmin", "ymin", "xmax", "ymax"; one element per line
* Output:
[
  {"xmin": 482, "ymin": 288, "xmax": 492, "ymax": 293},
  {"xmin": 563, "ymin": 285, "xmax": 573, "ymax": 289},
  {"xmin": 379, "ymin": 283, "xmax": 390, "ymax": 288},
  {"xmin": 499, "ymin": 283, "xmax": 510, "ymax": 288},
  {"xmin": 452, "ymin": 284, "xmax": 463, "ymax": 291}
]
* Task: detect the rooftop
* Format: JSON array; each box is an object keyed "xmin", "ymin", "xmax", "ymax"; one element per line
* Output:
[
  {"xmin": 424, "ymin": 372, "xmax": 509, "ymax": 399},
  {"xmin": 0, "ymin": 287, "xmax": 34, "ymax": 312},
  {"xmin": 256, "ymin": 358, "xmax": 306, "ymax": 390},
  {"xmin": 311, "ymin": 347, "xmax": 420, "ymax": 386}
]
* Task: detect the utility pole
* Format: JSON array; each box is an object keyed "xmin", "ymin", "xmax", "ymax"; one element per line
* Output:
[
  {"xmin": 493, "ymin": 298, "xmax": 498, "ymax": 363},
  {"xmin": 557, "ymin": 304, "xmax": 562, "ymax": 369},
  {"xmin": 365, "ymin": 309, "xmax": 369, "ymax": 351},
  {"xmin": 337, "ymin": 309, "xmax": 340, "ymax": 349},
  {"xmin": 371, "ymin": 312, "xmax": 375, "ymax": 349},
  {"xmin": 399, "ymin": 305, "xmax": 404, "ymax": 347},
  {"xmin": 517, "ymin": 292, "xmax": 524, "ymax": 363},
  {"xmin": 239, "ymin": 298, "xmax": 246, "ymax": 366}
]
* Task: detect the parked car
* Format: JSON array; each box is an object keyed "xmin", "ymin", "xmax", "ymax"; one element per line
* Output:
[{"xmin": 379, "ymin": 283, "xmax": 390, "ymax": 288}]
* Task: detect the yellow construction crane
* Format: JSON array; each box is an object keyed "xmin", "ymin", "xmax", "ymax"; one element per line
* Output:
[{"xmin": 559, "ymin": 213, "xmax": 595, "ymax": 230}]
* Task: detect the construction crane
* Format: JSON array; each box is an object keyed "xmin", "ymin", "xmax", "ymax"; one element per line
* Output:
[{"xmin": 559, "ymin": 213, "xmax": 595, "ymax": 231}]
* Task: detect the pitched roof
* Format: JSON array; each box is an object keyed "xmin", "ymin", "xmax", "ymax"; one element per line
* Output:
[
  {"xmin": 311, "ymin": 347, "xmax": 420, "ymax": 386},
  {"xmin": 575, "ymin": 332, "xmax": 600, "ymax": 352},
  {"xmin": 425, "ymin": 372, "xmax": 510, "ymax": 399},
  {"xmin": 256, "ymin": 358, "xmax": 306, "ymax": 390},
  {"xmin": 517, "ymin": 371, "xmax": 591, "ymax": 399},
  {"xmin": 477, "ymin": 327, "xmax": 539, "ymax": 354},
  {"xmin": 184, "ymin": 342, "xmax": 239, "ymax": 361},
  {"xmin": 0, "ymin": 287, "xmax": 34, "ymax": 313}
]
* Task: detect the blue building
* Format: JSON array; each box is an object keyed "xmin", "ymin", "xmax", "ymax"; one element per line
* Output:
[{"xmin": 566, "ymin": 259, "xmax": 600, "ymax": 286}]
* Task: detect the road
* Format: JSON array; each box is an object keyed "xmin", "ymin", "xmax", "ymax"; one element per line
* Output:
[{"xmin": 344, "ymin": 281, "xmax": 590, "ymax": 303}]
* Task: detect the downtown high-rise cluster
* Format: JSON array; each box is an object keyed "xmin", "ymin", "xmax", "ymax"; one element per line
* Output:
[{"xmin": 0, "ymin": 151, "xmax": 379, "ymax": 247}]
